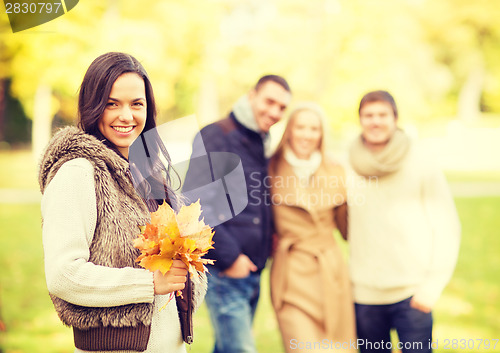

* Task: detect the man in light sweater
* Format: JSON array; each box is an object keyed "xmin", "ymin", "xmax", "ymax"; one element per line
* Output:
[{"xmin": 346, "ymin": 90, "xmax": 461, "ymax": 353}]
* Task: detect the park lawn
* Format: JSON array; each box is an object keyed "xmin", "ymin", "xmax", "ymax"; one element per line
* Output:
[
  {"xmin": 0, "ymin": 150, "xmax": 39, "ymax": 190},
  {"xmin": 444, "ymin": 170, "xmax": 500, "ymax": 183},
  {"xmin": 432, "ymin": 198, "xmax": 500, "ymax": 350},
  {"xmin": 1, "ymin": 198, "xmax": 499, "ymax": 353}
]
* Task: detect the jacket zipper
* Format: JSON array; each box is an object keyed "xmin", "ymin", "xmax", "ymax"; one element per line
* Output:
[{"xmin": 186, "ymin": 271, "xmax": 193, "ymax": 344}]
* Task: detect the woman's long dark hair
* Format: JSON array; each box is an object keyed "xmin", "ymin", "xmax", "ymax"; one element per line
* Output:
[{"xmin": 78, "ymin": 52, "xmax": 179, "ymax": 210}]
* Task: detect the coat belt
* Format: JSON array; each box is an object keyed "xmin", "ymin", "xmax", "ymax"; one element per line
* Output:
[{"xmin": 271, "ymin": 235, "xmax": 339, "ymax": 335}]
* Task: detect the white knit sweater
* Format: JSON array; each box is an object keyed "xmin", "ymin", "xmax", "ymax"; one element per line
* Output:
[
  {"xmin": 41, "ymin": 158, "xmax": 186, "ymax": 353},
  {"xmin": 346, "ymin": 146, "xmax": 461, "ymax": 309}
]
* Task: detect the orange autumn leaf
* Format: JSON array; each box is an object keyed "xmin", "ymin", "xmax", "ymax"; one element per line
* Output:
[
  {"xmin": 140, "ymin": 254, "xmax": 174, "ymax": 275},
  {"xmin": 134, "ymin": 200, "xmax": 215, "ymax": 275},
  {"xmin": 176, "ymin": 201, "xmax": 204, "ymax": 235}
]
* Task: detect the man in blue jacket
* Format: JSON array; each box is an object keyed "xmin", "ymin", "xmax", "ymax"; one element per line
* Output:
[{"xmin": 183, "ymin": 75, "xmax": 292, "ymax": 353}]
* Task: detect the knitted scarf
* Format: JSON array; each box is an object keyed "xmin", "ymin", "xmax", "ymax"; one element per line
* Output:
[
  {"xmin": 232, "ymin": 94, "xmax": 272, "ymax": 156},
  {"xmin": 349, "ymin": 129, "xmax": 410, "ymax": 178},
  {"xmin": 284, "ymin": 147, "xmax": 322, "ymax": 186}
]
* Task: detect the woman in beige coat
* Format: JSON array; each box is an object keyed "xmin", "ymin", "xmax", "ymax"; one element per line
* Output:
[{"xmin": 269, "ymin": 103, "xmax": 356, "ymax": 352}]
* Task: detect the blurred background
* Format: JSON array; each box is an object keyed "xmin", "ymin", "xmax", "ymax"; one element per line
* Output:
[{"xmin": 0, "ymin": 0, "xmax": 499, "ymax": 352}]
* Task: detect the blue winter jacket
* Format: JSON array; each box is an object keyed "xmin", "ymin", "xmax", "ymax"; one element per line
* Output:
[{"xmin": 182, "ymin": 113, "xmax": 273, "ymax": 271}]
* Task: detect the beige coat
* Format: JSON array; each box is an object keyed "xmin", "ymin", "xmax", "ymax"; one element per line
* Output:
[{"xmin": 270, "ymin": 158, "xmax": 356, "ymax": 352}]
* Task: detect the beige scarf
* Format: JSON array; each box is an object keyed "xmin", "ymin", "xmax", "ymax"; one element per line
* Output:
[
  {"xmin": 349, "ymin": 129, "xmax": 410, "ymax": 178},
  {"xmin": 233, "ymin": 94, "xmax": 272, "ymax": 156},
  {"xmin": 284, "ymin": 147, "xmax": 322, "ymax": 186}
]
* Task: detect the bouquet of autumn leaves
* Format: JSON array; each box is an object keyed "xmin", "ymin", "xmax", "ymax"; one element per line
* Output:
[{"xmin": 134, "ymin": 200, "xmax": 215, "ymax": 298}]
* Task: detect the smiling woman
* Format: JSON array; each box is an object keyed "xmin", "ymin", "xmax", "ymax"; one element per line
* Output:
[
  {"xmin": 37, "ymin": 52, "xmax": 207, "ymax": 353},
  {"xmin": 268, "ymin": 102, "xmax": 356, "ymax": 352}
]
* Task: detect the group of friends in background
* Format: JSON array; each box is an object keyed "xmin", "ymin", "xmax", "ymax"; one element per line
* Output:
[
  {"xmin": 39, "ymin": 52, "xmax": 461, "ymax": 353},
  {"xmin": 184, "ymin": 74, "xmax": 461, "ymax": 353}
]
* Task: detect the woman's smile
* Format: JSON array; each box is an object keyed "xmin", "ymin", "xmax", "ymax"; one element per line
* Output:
[{"xmin": 111, "ymin": 125, "xmax": 136, "ymax": 134}]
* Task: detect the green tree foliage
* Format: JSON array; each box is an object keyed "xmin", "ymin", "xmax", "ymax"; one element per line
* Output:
[
  {"xmin": 0, "ymin": 79, "xmax": 31, "ymax": 144},
  {"xmin": 1, "ymin": 0, "xmax": 499, "ymax": 143},
  {"xmin": 418, "ymin": 0, "xmax": 500, "ymax": 114}
]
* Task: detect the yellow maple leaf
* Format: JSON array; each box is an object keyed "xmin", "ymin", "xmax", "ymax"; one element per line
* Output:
[
  {"xmin": 150, "ymin": 201, "xmax": 177, "ymax": 226},
  {"xmin": 134, "ymin": 200, "xmax": 215, "ymax": 275},
  {"xmin": 140, "ymin": 254, "xmax": 174, "ymax": 275},
  {"xmin": 176, "ymin": 201, "xmax": 205, "ymax": 236},
  {"xmin": 188, "ymin": 229, "xmax": 216, "ymax": 252}
]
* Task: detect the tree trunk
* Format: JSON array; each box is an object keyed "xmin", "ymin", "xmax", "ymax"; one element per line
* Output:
[
  {"xmin": 457, "ymin": 66, "xmax": 484, "ymax": 123},
  {"xmin": 197, "ymin": 44, "xmax": 220, "ymax": 125},
  {"xmin": 32, "ymin": 83, "xmax": 52, "ymax": 160},
  {"xmin": 197, "ymin": 76, "xmax": 219, "ymax": 126},
  {"xmin": 0, "ymin": 79, "xmax": 6, "ymax": 142}
]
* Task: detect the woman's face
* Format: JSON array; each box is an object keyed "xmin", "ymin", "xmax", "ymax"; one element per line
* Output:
[
  {"xmin": 98, "ymin": 73, "xmax": 147, "ymax": 158},
  {"xmin": 288, "ymin": 110, "xmax": 322, "ymax": 160}
]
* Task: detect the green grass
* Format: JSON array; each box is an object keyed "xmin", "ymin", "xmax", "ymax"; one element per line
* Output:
[
  {"xmin": 1, "ymin": 198, "xmax": 499, "ymax": 353},
  {"xmin": 433, "ymin": 198, "xmax": 500, "ymax": 351},
  {"xmin": 444, "ymin": 170, "xmax": 500, "ymax": 183},
  {"xmin": 0, "ymin": 204, "xmax": 74, "ymax": 353},
  {"xmin": 0, "ymin": 150, "xmax": 39, "ymax": 189},
  {"xmin": 0, "ymin": 149, "xmax": 498, "ymax": 352}
]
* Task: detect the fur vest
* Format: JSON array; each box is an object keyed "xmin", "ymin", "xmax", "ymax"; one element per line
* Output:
[{"xmin": 39, "ymin": 127, "xmax": 154, "ymax": 350}]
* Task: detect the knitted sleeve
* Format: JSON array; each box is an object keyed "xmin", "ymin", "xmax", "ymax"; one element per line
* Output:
[
  {"xmin": 42, "ymin": 158, "xmax": 155, "ymax": 307},
  {"xmin": 413, "ymin": 163, "xmax": 461, "ymax": 308}
]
